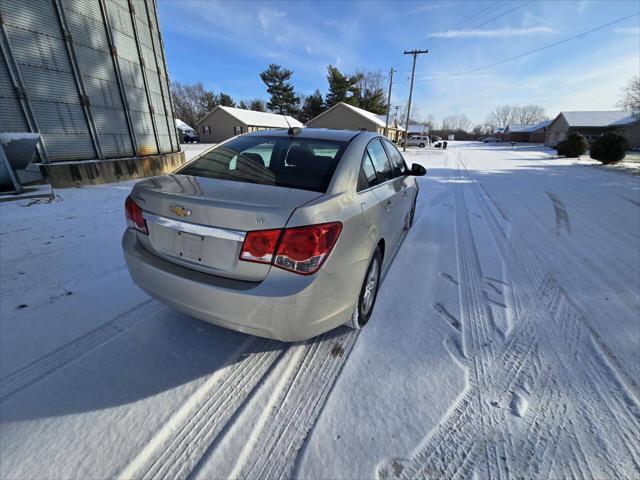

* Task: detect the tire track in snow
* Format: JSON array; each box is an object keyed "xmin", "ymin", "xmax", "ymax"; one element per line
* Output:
[
  {"xmin": 378, "ymin": 150, "xmax": 640, "ymax": 479},
  {"xmin": 117, "ymin": 337, "xmax": 283, "ymax": 480},
  {"xmin": 0, "ymin": 299, "xmax": 161, "ymax": 401},
  {"xmin": 233, "ymin": 328, "xmax": 358, "ymax": 480}
]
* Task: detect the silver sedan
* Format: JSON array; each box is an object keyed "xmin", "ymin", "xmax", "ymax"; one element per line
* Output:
[{"xmin": 122, "ymin": 128, "xmax": 426, "ymax": 341}]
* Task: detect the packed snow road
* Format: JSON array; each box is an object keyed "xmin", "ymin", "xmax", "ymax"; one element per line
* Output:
[{"xmin": 0, "ymin": 142, "xmax": 638, "ymax": 479}]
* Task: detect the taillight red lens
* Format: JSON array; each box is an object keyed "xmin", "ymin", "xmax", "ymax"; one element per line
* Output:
[
  {"xmin": 239, "ymin": 229, "xmax": 282, "ymax": 263},
  {"xmin": 239, "ymin": 222, "xmax": 342, "ymax": 275},
  {"xmin": 275, "ymin": 222, "xmax": 342, "ymax": 274},
  {"xmin": 125, "ymin": 195, "xmax": 148, "ymax": 235}
]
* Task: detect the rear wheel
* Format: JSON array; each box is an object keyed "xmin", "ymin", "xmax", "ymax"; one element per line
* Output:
[
  {"xmin": 419, "ymin": 143, "xmax": 425, "ymax": 148},
  {"xmin": 349, "ymin": 247, "xmax": 382, "ymax": 329}
]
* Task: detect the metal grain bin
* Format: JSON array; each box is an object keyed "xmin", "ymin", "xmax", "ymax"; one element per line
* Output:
[{"xmin": 0, "ymin": 0, "xmax": 184, "ymax": 186}]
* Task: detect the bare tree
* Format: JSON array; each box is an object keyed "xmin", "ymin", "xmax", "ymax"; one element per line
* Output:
[
  {"xmin": 170, "ymin": 81, "xmax": 219, "ymax": 127},
  {"xmin": 617, "ymin": 76, "xmax": 640, "ymax": 116},
  {"xmin": 486, "ymin": 105, "xmax": 515, "ymax": 128},
  {"xmin": 441, "ymin": 114, "xmax": 472, "ymax": 132},
  {"xmin": 486, "ymin": 104, "xmax": 546, "ymax": 127},
  {"xmin": 353, "ymin": 70, "xmax": 387, "ymax": 114},
  {"xmin": 512, "ymin": 105, "xmax": 546, "ymax": 124}
]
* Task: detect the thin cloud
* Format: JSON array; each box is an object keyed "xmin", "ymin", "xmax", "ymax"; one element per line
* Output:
[
  {"xmin": 429, "ymin": 26, "xmax": 554, "ymax": 39},
  {"xmin": 613, "ymin": 27, "xmax": 640, "ymax": 35}
]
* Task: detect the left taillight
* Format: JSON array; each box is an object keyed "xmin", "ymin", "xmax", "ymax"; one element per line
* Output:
[
  {"xmin": 125, "ymin": 195, "xmax": 148, "ymax": 235},
  {"xmin": 239, "ymin": 222, "xmax": 342, "ymax": 275}
]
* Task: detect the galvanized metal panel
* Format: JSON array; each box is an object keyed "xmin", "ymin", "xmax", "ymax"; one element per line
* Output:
[
  {"xmin": 62, "ymin": 0, "xmax": 134, "ymax": 158},
  {"xmin": 0, "ymin": 0, "xmax": 176, "ymax": 163},
  {"xmin": 1, "ymin": 2, "xmax": 95, "ymax": 161},
  {"xmin": 0, "ymin": 52, "xmax": 27, "ymax": 131}
]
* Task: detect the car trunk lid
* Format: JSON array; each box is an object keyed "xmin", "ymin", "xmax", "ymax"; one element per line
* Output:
[{"xmin": 132, "ymin": 174, "xmax": 321, "ymax": 281}]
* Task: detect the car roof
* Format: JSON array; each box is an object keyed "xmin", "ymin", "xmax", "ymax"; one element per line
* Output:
[{"xmin": 243, "ymin": 128, "xmax": 367, "ymax": 142}]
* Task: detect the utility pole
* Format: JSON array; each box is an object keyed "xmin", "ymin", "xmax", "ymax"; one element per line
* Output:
[
  {"xmin": 403, "ymin": 49, "xmax": 428, "ymax": 151},
  {"xmin": 383, "ymin": 68, "xmax": 395, "ymax": 138}
]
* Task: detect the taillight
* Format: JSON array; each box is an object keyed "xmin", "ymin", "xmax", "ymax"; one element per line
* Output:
[
  {"xmin": 125, "ymin": 195, "xmax": 148, "ymax": 235},
  {"xmin": 239, "ymin": 222, "xmax": 342, "ymax": 275},
  {"xmin": 239, "ymin": 229, "xmax": 281, "ymax": 263}
]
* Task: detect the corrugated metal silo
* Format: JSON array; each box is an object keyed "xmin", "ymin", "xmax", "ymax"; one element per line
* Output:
[{"xmin": 0, "ymin": 0, "xmax": 184, "ymax": 186}]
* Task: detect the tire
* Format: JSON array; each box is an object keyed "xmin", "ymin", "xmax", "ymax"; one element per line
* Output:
[
  {"xmin": 419, "ymin": 143, "xmax": 425, "ymax": 148},
  {"xmin": 349, "ymin": 247, "xmax": 383, "ymax": 329}
]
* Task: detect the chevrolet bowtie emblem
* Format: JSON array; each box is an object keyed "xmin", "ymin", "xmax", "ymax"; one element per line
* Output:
[{"xmin": 170, "ymin": 205, "xmax": 192, "ymax": 217}]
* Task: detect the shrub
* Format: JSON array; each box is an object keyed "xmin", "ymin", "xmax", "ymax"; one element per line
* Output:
[
  {"xmin": 589, "ymin": 132, "xmax": 628, "ymax": 164},
  {"xmin": 556, "ymin": 132, "xmax": 588, "ymax": 158}
]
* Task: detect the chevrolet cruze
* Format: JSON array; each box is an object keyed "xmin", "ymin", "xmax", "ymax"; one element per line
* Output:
[{"xmin": 122, "ymin": 128, "xmax": 426, "ymax": 341}]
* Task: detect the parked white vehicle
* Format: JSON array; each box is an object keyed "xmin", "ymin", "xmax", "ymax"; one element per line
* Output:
[
  {"xmin": 405, "ymin": 135, "xmax": 430, "ymax": 148},
  {"xmin": 482, "ymin": 137, "xmax": 499, "ymax": 143}
]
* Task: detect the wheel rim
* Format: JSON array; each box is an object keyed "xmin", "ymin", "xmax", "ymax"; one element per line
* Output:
[{"xmin": 362, "ymin": 259, "xmax": 379, "ymax": 315}]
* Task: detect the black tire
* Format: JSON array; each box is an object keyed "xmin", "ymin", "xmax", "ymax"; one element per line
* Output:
[
  {"xmin": 419, "ymin": 143, "xmax": 425, "ymax": 148},
  {"xmin": 351, "ymin": 247, "xmax": 383, "ymax": 328}
]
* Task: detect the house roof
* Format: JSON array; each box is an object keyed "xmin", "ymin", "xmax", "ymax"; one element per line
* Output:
[
  {"xmin": 175, "ymin": 118, "xmax": 194, "ymax": 131},
  {"xmin": 308, "ymin": 102, "xmax": 387, "ymax": 128},
  {"xmin": 560, "ymin": 111, "xmax": 634, "ymax": 127},
  {"xmin": 199, "ymin": 106, "xmax": 303, "ymax": 128},
  {"xmin": 375, "ymin": 114, "xmax": 406, "ymax": 130},
  {"xmin": 505, "ymin": 120, "xmax": 551, "ymax": 133}
]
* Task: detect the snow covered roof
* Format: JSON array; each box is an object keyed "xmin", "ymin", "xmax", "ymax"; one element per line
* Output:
[
  {"xmin": 375, "ymin": 114, "xmax": 405, "ymax": 130},
  {"xmin": 175, "ymin": 119, "xmax": 194, "ymax": 131},
  {"xmin": 560, "ymin": 111, "xmax": 635, "ymax": 127},
  {"xmin": 200, "ymin": 106, "xmax": 303, "ymax": 128},
  {"xmin": 339, "ymin": 103, "xmax": 387, "ymax": 127},
  {"xmin": 506, "ymin": 120, "xmax": 551, "ymax": 133}
]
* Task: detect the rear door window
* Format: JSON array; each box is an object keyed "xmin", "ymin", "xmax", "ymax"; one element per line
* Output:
[
  {"xmin": 366, "ymin": 139, "xmax": 393, "ymax": 183},
  {"xmin": 358, "ymin": 153, "xmax": 378, "ymax": 191},
  {"xmin": 382, "ymin": 139, "xmax": 408, "ymax": 176}
]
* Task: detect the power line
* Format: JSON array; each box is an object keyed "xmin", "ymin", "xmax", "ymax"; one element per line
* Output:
[
  {"xmin": 428, "ymin": 1, "xmax": 533, "ymax": 49},
  {"xmin": 420, "ymin": 11, "xmax": 640, "ymax": 80},
  {"xmin": 433, "ymin": 0, "xmax": 503, "ymax": 35}
]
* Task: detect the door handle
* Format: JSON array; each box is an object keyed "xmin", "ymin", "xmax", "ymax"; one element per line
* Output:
[{"xmin": 385, "ymin": 200, "xmax": 393, "ymax": 211}]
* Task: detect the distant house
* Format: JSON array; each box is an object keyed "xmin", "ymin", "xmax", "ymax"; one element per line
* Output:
[
  {"xmin": 545, "ymin": 111, "xmax": 637, "ymax": 147},
  {"xmin": 504, "ymin": 120, "xmax": 551, "ymax": 143},
  {"xmin": 306, "ymin": 102, "xmax": 403, "ymax": 142},
  {"xmin": 196, "ymin": 106, "xmax": 303, "ymax": 143}
]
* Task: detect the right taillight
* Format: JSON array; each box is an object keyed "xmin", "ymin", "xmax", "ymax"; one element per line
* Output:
[
  {"xmin": 239, "ymin": 222, "xmax": 342, "ymax": 275},
  {"xmin": 125, "ymin": 195, "xmax": 148, "ymax": 235}
]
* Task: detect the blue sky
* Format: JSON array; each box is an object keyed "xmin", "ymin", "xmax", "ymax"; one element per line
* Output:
[{"xmin": 158, "ymin": 0, "xmax": 640, "ymax": 125}]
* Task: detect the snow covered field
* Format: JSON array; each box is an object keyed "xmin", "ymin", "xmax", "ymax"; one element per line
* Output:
[{"xmin": 1, "ymin": 142, "xmax": 638, "ymax": 479}]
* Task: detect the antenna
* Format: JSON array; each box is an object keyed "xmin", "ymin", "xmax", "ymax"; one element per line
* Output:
[{"xmin": 281, "ymin": 111, "xmax": 300, "ymax": 135}]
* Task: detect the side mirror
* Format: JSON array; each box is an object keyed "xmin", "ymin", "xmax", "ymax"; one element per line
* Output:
[{"xmin": 411, "ymin": 163, "xmax": 427, "ymax": 176}]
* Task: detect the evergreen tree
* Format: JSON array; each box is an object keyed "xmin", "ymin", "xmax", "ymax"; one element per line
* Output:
[
  {"xmin": 259, "ymin": 64, "xmax": 300, "ymax": 115},
  {"xmin": 325, "ymin": 65, "xmax": 361, "ymax": 107},
  {"xmin": 238, "ymin": 100, "xmax": 249, "ymax": 109},
  {"xmin": 248, "ymin": 98, "xmax": 266, "ymax": 112},
  {"xmin": 218, "ymin": 92, "xmax": 235, "ymax": 107},
  {"xmin": 301, "ymin": 89, "xmax": 325, "ymax": 122}
]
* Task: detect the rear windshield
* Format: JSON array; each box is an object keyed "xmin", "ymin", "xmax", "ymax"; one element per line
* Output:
[{"xmin": 177, "ymin": 136, "xmax": 348, "ymax": 193}]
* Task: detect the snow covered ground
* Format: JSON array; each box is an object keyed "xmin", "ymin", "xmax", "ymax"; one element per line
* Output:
[{"xmin": 1, "ymin": 142, "xmax": 638, "ymax": 479}]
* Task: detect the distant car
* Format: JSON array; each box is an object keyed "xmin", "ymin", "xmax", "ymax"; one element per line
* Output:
[
  {"xmin": 405, "ymin": 135, "xmax": 430, "ymax": 148},
  {"xmin": 483, "ymin": 137, "xmax": 498, "ymax": 143},
  {"xmin": 431, "ymin": 136, "xmax": 441, "ymax": 143},
  {"xmin": 181, "ymin": 131, "xmax": 200, "ymax": 143},
  {"xmin": 123, "ymin": 129, "xmax": 427, "ymax": 341}
]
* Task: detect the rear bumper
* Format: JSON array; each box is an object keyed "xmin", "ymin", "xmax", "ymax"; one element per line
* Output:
[{"xmin": 122, "ymin": 230, "xmax": 365, "ymax": 341}]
